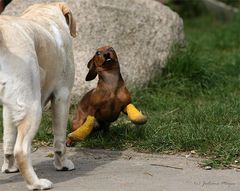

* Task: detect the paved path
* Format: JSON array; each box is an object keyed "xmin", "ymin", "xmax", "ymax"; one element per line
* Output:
[{"xmin": 0, "ymin": 145, "xmax": 240, "ymax": 191}]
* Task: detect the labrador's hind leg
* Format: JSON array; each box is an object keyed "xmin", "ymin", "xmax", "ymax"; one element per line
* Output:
[
  {"xmin": 1, "ymin": 106, "xmax": 18, "ymax": 173},
  {"xmin": 14, "ymin": 102, "xmax": 52, "ymax": 190}
]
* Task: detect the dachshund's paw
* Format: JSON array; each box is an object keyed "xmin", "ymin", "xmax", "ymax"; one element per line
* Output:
[
  {"xmin": 68, "ymin": 116, "xmax": 95, "ymax": 141},
  {"xmin": 124, "ymin": 104, "xmax": 147, "ymax": 125},
  {"xmin": 131, "ymin": 115, "xmax": 147, "ymax": 125},
  {"xmin": 66, "ymin": 139, "xmax": 75, "ymax": 147},
  {"xmin": 55, "ymin": 159, "xmax": 75, "ymax": 171},
  {"xmin": 27, "ymin": 179, "xmax": 53, "ymax": 190}
]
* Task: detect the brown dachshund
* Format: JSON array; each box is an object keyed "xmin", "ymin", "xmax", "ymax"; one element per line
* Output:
[{"xmin": 67, "ymin": 46, "xmax": 147, "ymax": 146}]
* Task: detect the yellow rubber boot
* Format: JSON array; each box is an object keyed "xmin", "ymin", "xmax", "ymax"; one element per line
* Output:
[
  {"xmin": 68, "ymin": 116, "xmax": 95, "ymax": 141},
  {"xmin": 123, "ymin": 104, "xmax": 147, "ymax": 125}
]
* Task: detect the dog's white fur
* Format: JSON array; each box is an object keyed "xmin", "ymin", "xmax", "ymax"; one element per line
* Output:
[{"xmin": 0, "ymin": 2, "xmax": 76, "ymax": 190}]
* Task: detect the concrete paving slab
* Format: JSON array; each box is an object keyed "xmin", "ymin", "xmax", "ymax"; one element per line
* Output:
[{"xmin": 0, "ymin": 145, "xmax": 240, "ymax": 191}]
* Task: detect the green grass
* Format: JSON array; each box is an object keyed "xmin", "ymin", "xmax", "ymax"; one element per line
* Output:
[{"xmin": 0, "ymin": 15, "xmax": 240, "ymax": 168}]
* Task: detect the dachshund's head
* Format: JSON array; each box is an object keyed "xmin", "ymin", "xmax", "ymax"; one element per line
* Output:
[{"xmin": 86, "ymin": 46, "xmax": 120, "ymax": 81}]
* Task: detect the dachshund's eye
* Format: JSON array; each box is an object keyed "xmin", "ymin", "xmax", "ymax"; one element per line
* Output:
[{"xmin": 96, "ymin": 51, "xmax": 101, "ymax": 56}]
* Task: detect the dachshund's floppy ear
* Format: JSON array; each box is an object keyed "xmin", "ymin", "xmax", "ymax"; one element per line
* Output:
[
  {"xmin": 58, "ymin": 3, "xmax": 77, "ymax": 37},
  {"xmin": 85, "ymin": 58, "xmax": 97, "ymax": 81}
]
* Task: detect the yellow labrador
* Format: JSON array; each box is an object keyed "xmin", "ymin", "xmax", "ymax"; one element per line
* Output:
[{"xmin": 0, "ymin": 2, "xmax": 76, "ymax": 190}]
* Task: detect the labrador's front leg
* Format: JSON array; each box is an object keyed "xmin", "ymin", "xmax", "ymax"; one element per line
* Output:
[{"xmin": 51, "ymin": 88, "xmax": 75, "ymax": 171}]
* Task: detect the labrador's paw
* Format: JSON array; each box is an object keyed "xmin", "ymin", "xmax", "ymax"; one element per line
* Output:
[
  {"xmin": 54, "ymin": 158, "xmax": 75, "ymax": 171},
  {"xmin": 27, "ymin": 179, "xmax": 53, "ymax": 190},
  {"xmin": 1, "ymin": 163, "xmax": 19, "ymax": 173}
]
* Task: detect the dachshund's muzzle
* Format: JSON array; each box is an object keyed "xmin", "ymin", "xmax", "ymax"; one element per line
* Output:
[{"xmin": 104, "ymin": 53, "xmax": 112, "ymax": 62}]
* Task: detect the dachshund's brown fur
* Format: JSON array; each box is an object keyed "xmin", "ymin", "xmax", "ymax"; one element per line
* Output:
[{"xmin": 67, "ymin": 46, "xmax": 132, "ymax": 146}]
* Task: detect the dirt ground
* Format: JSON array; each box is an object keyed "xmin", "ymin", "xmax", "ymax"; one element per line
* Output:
[{"xmin": 0, "ymin": 144, "xmax": 240, "ymax": 191}]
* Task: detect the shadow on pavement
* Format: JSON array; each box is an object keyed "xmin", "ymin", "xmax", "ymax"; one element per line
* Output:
[{"xmin": 0, "ymin": 147, "xmax": 122, "ymax": 186}]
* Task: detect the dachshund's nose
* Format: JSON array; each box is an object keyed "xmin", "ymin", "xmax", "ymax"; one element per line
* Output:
[{"xmin": 104, "ymin": 53, "xmax": 111, "ymax": 61}]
